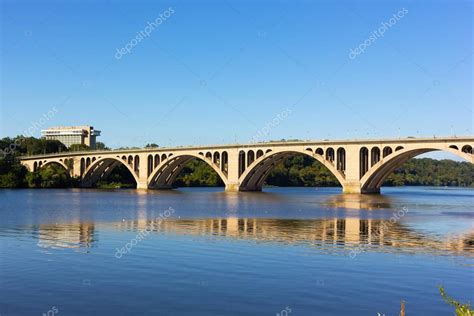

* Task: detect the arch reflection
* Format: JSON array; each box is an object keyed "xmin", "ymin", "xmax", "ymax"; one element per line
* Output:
[
  {"xmin": 35, "ymin": 222, "xmax": 96, "ymax": 249},
  {"xmin": 30, "ymin": 217, "xmax": 473, "ymax": 255},
  {"xmin": 115, "ymin": 217, "xmax": 473, "ymax": 255}
]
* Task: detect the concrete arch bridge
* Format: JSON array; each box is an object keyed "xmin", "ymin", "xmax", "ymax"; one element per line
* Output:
[{"xmin": 20, "ymin": 137, "xmax": 473, "ymax": 194}]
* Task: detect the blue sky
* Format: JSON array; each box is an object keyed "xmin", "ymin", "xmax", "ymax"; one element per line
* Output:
[{"xmin": 1, "ymin": 0, "xmax": 472, "ymax": 152}]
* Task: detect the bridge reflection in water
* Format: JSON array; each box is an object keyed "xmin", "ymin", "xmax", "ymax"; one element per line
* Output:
[
  {"xmin": 35, "ymin": 223, "xmax": 97, "ymax": 249},
  {"xmin": 32, "ymin": 216, "xmax": 473, "ymax": 255}
]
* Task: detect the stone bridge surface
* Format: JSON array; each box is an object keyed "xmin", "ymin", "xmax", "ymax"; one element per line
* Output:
[{"xmin": 20, "ymin": 137, "xmax": 473, "ymax": 194}]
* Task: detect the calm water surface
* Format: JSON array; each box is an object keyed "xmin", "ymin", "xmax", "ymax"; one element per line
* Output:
[{"xmin": 0, "ymin": 187, "xmax": 473, "ymax": 315}]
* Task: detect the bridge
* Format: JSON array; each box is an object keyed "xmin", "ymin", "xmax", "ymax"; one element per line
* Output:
[{"xmin": 19, "ymin": 137, "xmax": 473, "ymax": 194}]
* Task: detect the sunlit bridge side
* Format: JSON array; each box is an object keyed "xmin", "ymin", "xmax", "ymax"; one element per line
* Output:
[{"xmin": 20, "ymin": 136, "xmax": 473, "ymax": 194}]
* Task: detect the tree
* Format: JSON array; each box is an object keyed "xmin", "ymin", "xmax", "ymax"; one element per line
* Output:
[
  {"xmin": 25, "ymin": 171, "xmax": 41, "ymax": 188},
  {"xmin": 42, "ymin": 139, "xmax": 68, "ymax": 154},
  {"xmin": 175, "ymin": 160, "xmax": 224, "ymax": 187},
  {"xmin": 145, "ymin": 143, "xmax": 159, "ymax": 148},
  {"xmin": 0, "ymin": 154, "xmax": 28, "ymax": 188},
  {"xmin": 96, "ymin": 142, "xmax": 110, "ymax": 150},
  {"xmin": 26, "ymin": 163, "xmax": 74, "ymax": 188},
  {"xmin": 3, "ymin": 136, "xmax": 68, "ymax": 156},
  {"xmin": 95, "ymin": 164, "xmax": 137, "ymax": 188},
  {"xmin": 0, "ymin": 166, "xmax": 27, "ymax": 188},
  {"xmin": 69, "ymin": 144, "xmax": 90, "ymax": 152}
]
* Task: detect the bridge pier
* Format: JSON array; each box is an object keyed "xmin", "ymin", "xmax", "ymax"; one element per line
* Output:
[
  {"xmin": 342, "ymin": 183, "xmax": 380, "ymax": 194},
  {"xmin": 342, "ymin": 182, "xmax": 362, "ymax": 194},
  {"xmin": 225, "ymin": 183, "xmax": 240, "ymax": 192},
  {"xmin": 137, "ymin": 182, "xmax": 148, "ymax": 190}
]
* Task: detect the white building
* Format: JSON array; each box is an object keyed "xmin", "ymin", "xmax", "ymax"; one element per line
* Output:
[{"xmin": 41, "ymin": 126, "xmax": 101, "ymax": 149}]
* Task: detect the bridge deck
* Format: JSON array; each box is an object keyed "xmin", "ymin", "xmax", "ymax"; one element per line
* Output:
[{"xmin": 19, "ymin": 136, "xmax": 473, "ymax": 160}]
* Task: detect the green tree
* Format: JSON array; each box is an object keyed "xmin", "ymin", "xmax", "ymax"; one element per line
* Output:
[
  {"xmin": 145, "ymin": 143, "xmax": 159, "ymax": 148},
  {"xmin": 25, "ymin": 171, "xmax": 42, "ymax": 188},
  {"xmin": 96, "ymin": 142, "xmax": 110, "ymax": 150},
  {"xmin": 26, "ymin": 163, "xmax": 74, "ymax": 188},
  {"xmin": 69, "ymin": 144, "xmax": 90, "ymax": 152},
  {"xmin": 175, "ymin": 160, "xmax": 224, "ymax": 187},
  {"xmin": 95, "ymin": 164, "xmax": 137, "ymax": 188},
  {"xmin": 0, "ymin": 155, "xmax": 28, "ymax": 188}
]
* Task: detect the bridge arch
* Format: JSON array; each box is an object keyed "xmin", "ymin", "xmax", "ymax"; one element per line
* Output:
[
  {"xmin": 154, "ymin": 154, "xmax": 160, "ymax": 167},
  {"xmin": 238, "ymin": 148, "xmax": 345, "ymax": 191},
  {"xmin": 336, "ymin": 147, "xmax": 346, "ymax": 172},
  {"xmin": 238, "ymin": 150, "xmax": 246, "ymax": 176},
  {"xmin": 134, "ymin": 155, "xmax": 140, "ymax": 172},
  {"xmin": 326, "ymin": 147, "xmax": 335, "ymax": 162},
  {"xmin": 360, "ymin": 145, "xmax": 473, "ymax": 193},
  {"xmin": 147, "ymin": 152, "xmax": 228, "ymax": 189},
  {"xmin": 221, "ymin": 151, "xmax": 228, "ymax": 175},
  {"xmin": 147, "ymin": 155, "xmax": 153, "ymax": 177},
  {"xmin": 37, "ymin": 160, "xmax": 70, "ymax": 173},
  {"xmin": 371, "ymin": 147, "xmax": 381, "ymax": 166},
  {"xmin": 247, "ymin": 150, "xmax": 255, "ymax": 166},
  {"xmin": 213, "ymin": 152, "xmax": 220, "ymax": 165},
  {"xmin": 383, "ymin": 146, "xmax": 393, "ymax": 157},
  {"xmin": 82, "ymin": 157, "xmax": 139, "ymax": 187},
  {"xmin": 462, "ymin": 145, "xmax": 472, "ymax": 154}
]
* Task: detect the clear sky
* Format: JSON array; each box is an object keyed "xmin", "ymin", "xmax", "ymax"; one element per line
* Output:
[{"xmin": 1, "ymin": 0, "xmax": 472, "ymax": 152}]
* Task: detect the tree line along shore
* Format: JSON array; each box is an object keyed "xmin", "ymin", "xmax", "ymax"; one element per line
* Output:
[{"xmin": 1, "ymin": 136, "xmax": 473, "ymax": 189}]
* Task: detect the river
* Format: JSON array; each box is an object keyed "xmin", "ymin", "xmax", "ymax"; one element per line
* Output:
[{"xmin": 0, "ymin": 187, "xmax": 473, "ymax": 315}]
